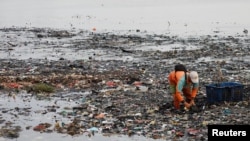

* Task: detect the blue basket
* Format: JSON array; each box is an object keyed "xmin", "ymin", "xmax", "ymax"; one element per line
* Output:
[{"xmin": 205, "ymin": 82, "xmax": 244, "ymax": 104}]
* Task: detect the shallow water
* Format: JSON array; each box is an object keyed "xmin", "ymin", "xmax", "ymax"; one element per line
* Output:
[
  {"xmin": 0, "ymin": 0, "xmax": 250, "ymax": 36},
  {"xmin": 135, "ymin": 43, "xmax": 199, "ymax": 52},
  {"xmin": 0, "ymin": 92, "xmax": 162, "ymax": 141}
]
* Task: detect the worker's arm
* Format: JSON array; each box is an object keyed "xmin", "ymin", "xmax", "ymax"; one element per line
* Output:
[{"xmin": 191, "ymin": 83, "xmax": 199, "ymax": 98}]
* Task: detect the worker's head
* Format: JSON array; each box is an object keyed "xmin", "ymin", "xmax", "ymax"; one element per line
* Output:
[
  {"xmin": 189, "ymin": 71, "xmax": 199, "ymax": 83},
  {"xmin": 174, "ymin": 64, "xmax": 187, "ymax": 72}
]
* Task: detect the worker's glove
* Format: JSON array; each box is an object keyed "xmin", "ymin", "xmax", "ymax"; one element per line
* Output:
[
  {"xmin": 184, "ymin": 101, "xmax": 191, "ymax": 110},
  {"xmin": 189, "ymin": 99, "xmax": 195, "ymax": 106},
  {"xmin": 180, "ymin": 101, "xmax": 191, "ymax": 111}
]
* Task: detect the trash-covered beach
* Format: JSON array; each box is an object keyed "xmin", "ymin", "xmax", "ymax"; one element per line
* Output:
[
  {"xmin": 0, "ymin": 27, "xmax": 249, "ymax": 141},
  {"xmin": 1, "ymin": 0, "xmax": 250, "ymax": 140}
]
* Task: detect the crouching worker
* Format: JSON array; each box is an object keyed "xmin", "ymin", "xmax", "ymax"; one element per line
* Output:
[{"xmin": 168, "ymin": 64, "xmax": 199, "ymax": 111}]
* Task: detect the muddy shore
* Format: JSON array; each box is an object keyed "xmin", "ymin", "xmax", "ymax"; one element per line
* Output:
[{"xmin": 0, "ymin": 27, "xmax": 249, "ymax": 141}]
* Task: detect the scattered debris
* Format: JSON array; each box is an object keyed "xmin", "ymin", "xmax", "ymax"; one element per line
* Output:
[{"xmin": 0, "ymin": 27, "xmax": 249, "ymax": 141}]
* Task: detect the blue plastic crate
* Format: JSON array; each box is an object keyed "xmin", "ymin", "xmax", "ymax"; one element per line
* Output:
[{"xmin": 205, "ymin": 82, "xmax": 244, "ymax": 104}]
